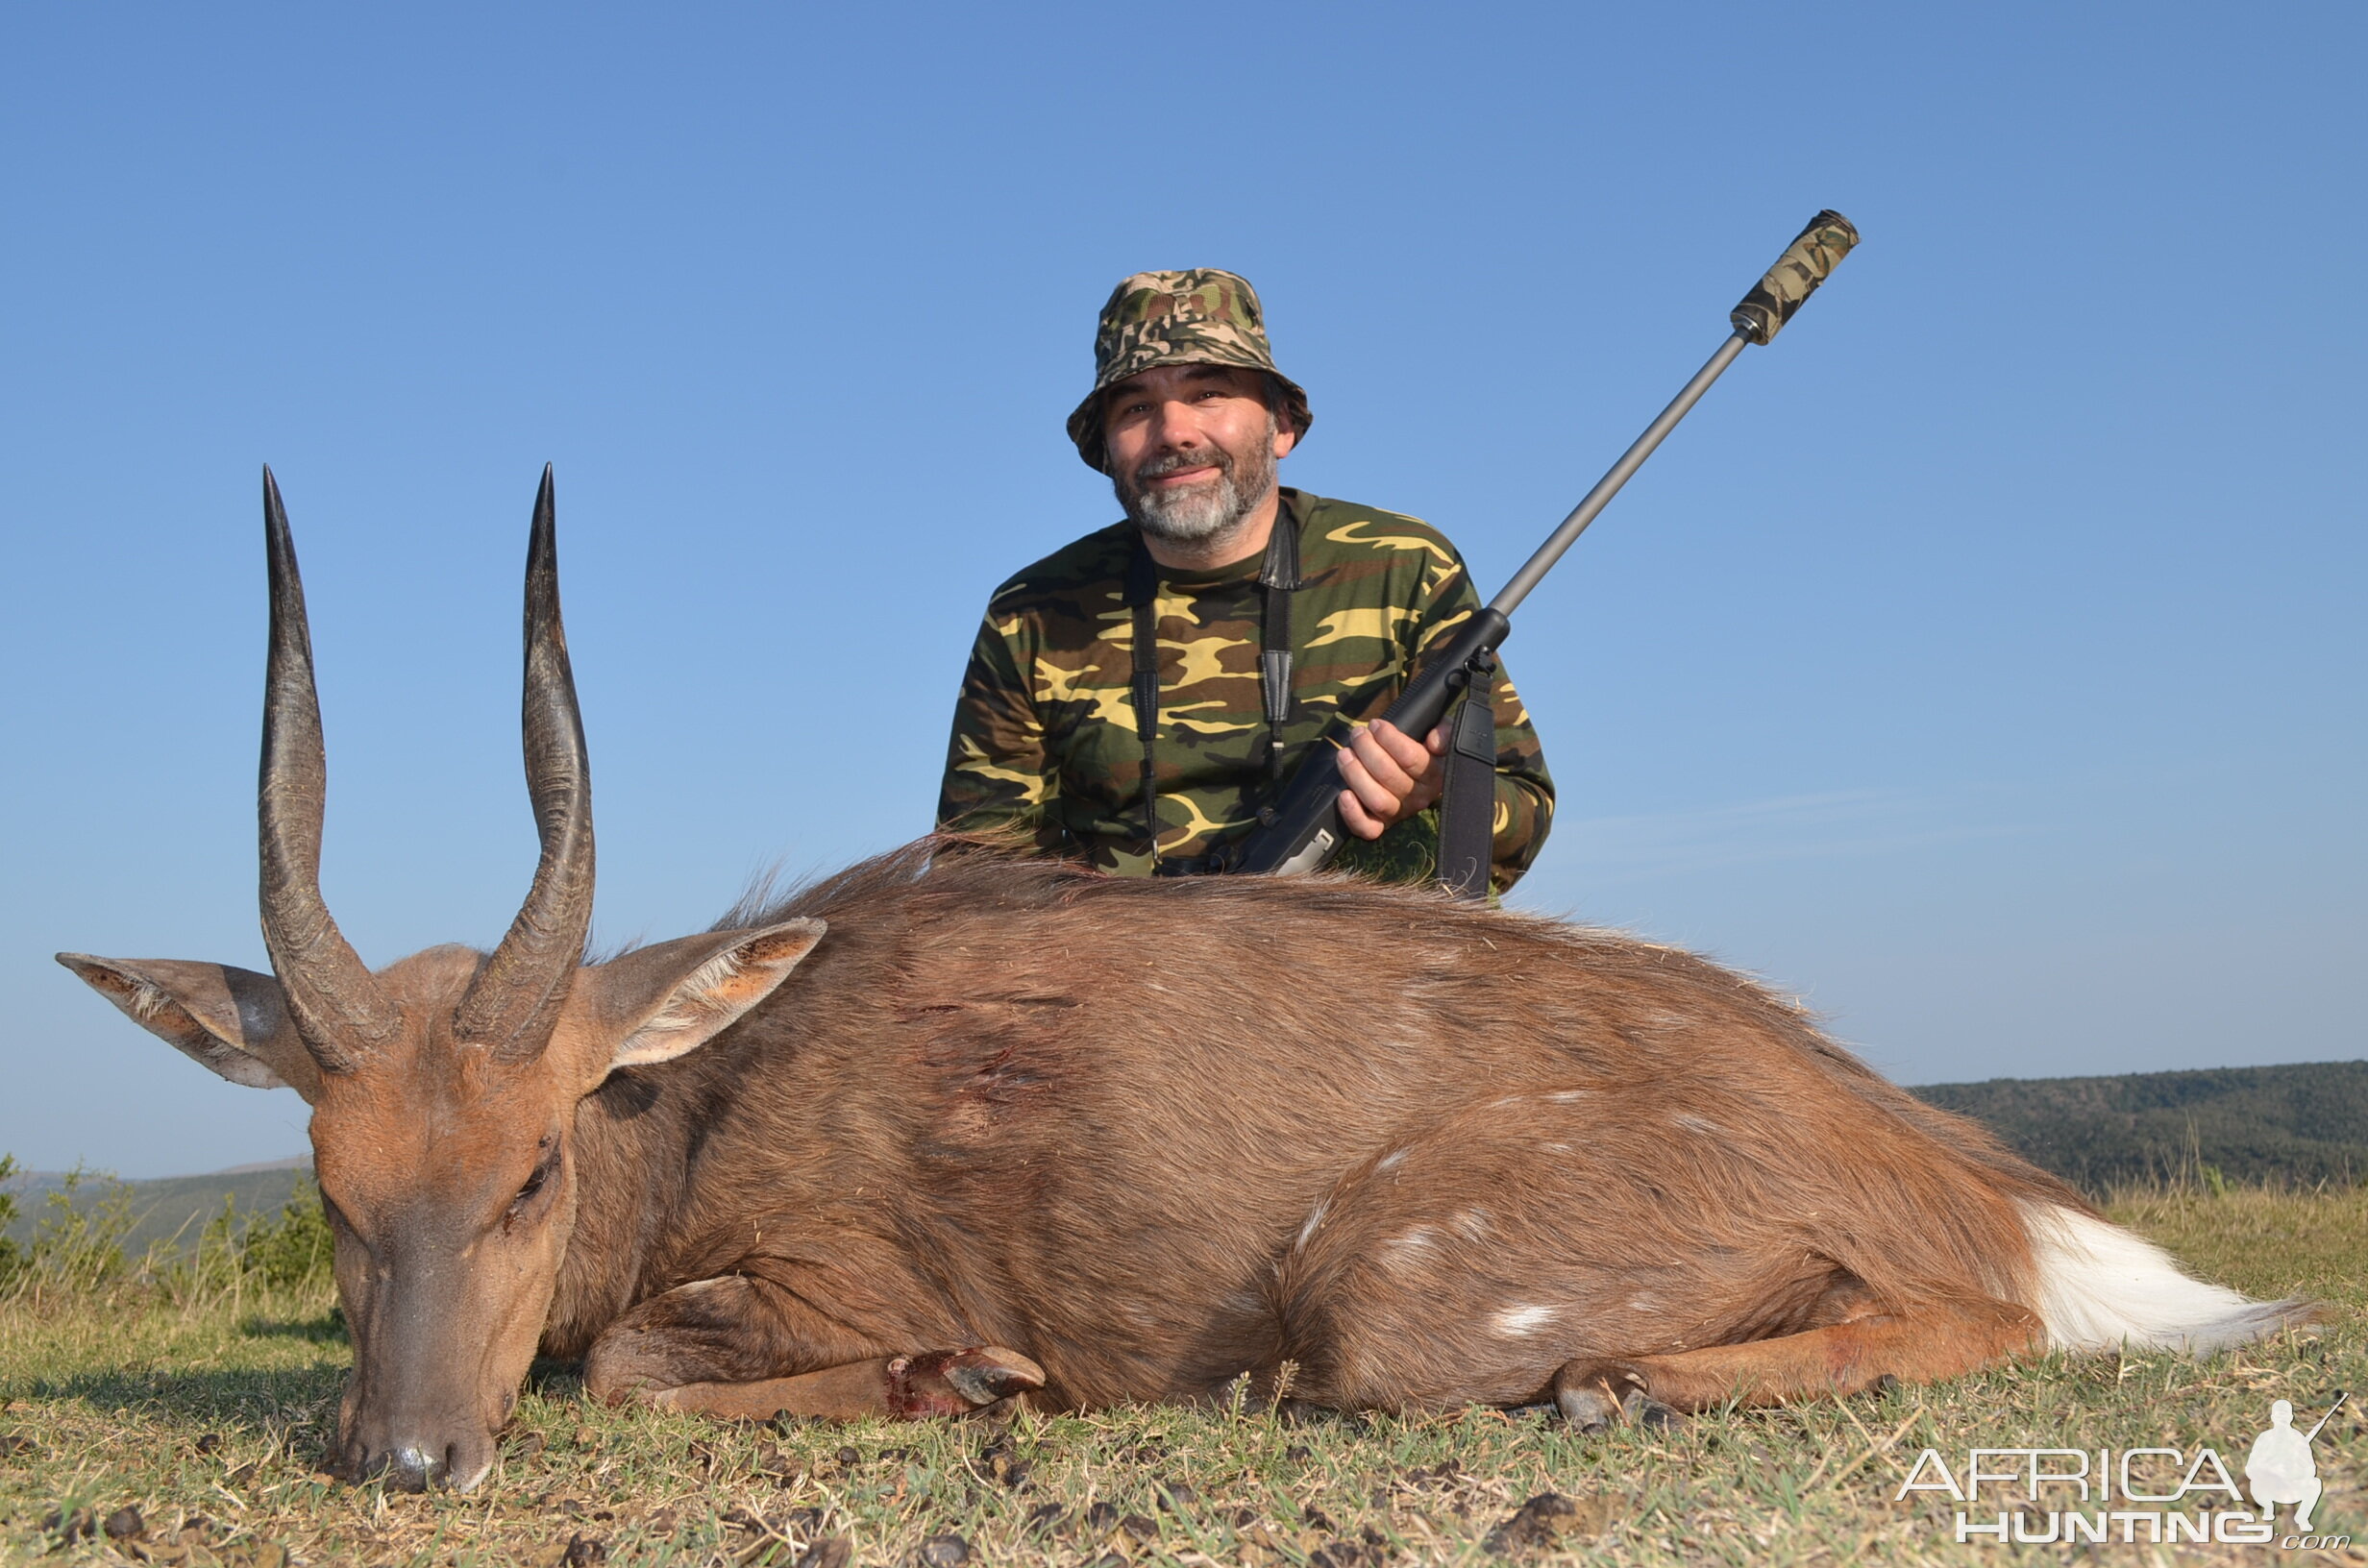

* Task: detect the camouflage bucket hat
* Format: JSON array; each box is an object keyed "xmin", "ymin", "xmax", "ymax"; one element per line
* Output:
[{"xmin": 1066, "ymin": 268, "xmax": 1313, "ymax": 474}]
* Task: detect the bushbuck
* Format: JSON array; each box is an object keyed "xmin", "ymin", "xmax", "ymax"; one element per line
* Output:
[{"xmin": 61, "ymin": 471, "xmax": 2308, "ymax": 1492}]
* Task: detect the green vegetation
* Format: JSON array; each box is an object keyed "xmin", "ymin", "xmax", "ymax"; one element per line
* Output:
[
  {"xmin": 0, "ymin": 1178, "xmax": 2358, "ymax": 1566},
  {"xmin": 2, "ymin": 1164, "xmax": 311, "ymax": 1260},
  {"xmin": 1916, "ymin": 1058, "xmax": 2368, "ymax": 1192},
  {"xmin": 0, "ymin": 1165, "xmax": 333, "ymax": 1311},
  {"xmin": 0, "ymin": 1157, "xmax": 19, "ymax": 1285}
]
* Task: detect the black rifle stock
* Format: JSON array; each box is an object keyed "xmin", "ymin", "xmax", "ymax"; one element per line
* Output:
[{"xmin": 1227, "ymin": 209, "xmax": 1860, "ymax": 880}]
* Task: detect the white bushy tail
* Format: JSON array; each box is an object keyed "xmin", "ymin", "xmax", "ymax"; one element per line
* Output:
[{"xmin": 2018, "ymin": 1202, "xmax": 2313, "ymax": 1353}]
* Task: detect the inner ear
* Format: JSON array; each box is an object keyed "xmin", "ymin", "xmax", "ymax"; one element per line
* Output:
[
  {"xmin": 572, "ymin": 919, "xmax": 826, "ymax": 1076},
  {"xmin": 57, "ymin": 954, "xmax": 322, "ymax": 1101}
]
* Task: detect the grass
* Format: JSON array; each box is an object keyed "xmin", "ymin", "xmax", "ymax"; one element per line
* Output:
[{"xmin": 0, "ymin": 1186, "xmax": 2360, "ymax": 1566}]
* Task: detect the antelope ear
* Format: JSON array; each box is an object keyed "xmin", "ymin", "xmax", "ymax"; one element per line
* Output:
[
  {"xmin": 569, "ymin": 919, "xmax": 825, "ymax": 1076},
  {"xmin": 57, "ymin": 953, "xmax": 323, "ymax": 1102}
]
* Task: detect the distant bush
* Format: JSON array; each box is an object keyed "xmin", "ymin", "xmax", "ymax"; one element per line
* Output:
[
  {"xmin": 2, "ymin": 1164, "xmax": 140, "ymax": 1303},
  {"xmin": 0, "ymin": 1154, "xmax": 20, "ymax": 1282},
  {"xmin": 206, "ymin": 1174, "xmax": 334, "ymax": 1293},
  {"xmin": 0, "ymin": 1155, "xmax": 333, "ymax": 1307}
]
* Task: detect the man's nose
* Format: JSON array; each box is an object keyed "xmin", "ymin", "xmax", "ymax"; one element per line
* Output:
[{"xmin": 1147, "ymin": 398, "xmax": 1206, "ymax": 450}]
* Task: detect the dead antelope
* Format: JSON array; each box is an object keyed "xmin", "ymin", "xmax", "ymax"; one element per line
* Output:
[{"xmin": 62, "ymin": 470, "xmax": 2309, "ymax": 1492}]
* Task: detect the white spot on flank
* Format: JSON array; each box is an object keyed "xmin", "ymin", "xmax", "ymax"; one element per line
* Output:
[
  {"xmin": 1452, "ymin": 1208, "xmax": 1491, "ymax": 1241},
  {"xmin": 1540, "ymin": 1141, "xmax": 1571, "ymax": 1155},
  {"xmin": 1492, "ymin": 1304, "xmax": 1558, "ymax": 1336},
  {"xmin": 1376, "ymin": 1148, "xmax": 1409, "ymax": 1172},
  {"xmin": 1294, "ymin": 1198, "xmax": 1330, "ymax": 1252},
  {"xmin": 1382, "ymin": 1226, "xmax": 1436, "ymax": 1262},
  {"xmin": 1546, "ymin": 1090, "xmax": 1591, "ymax": 1103},
  {"xmin": 1626, "ymin": 1294, "xmax": 1657, "ymax": 1313},
  {"xmin": 1671, "ymin": 1113, "xmax": 1718, "ymax": 1135}
]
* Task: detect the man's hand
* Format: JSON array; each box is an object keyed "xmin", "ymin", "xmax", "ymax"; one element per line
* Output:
[{"xmin": 1336, "ymin": 719, "xmax": 1451, "ymax": 840}]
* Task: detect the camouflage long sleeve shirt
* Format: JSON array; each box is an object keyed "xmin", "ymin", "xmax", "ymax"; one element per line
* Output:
[{"xmin": 936, "ymin": 489, "xmax": 1554, "ymax": 890}]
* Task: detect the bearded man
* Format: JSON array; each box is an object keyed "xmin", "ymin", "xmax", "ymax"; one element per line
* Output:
[{"xmin": 937, "ymin": 269, "xmax": 1553, "ymax": 890}]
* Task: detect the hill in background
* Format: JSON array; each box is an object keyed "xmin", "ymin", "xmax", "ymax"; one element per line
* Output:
[
  {"xmin": 3, "ymin": 1160, "xmax": 309, "ymax": 1256},
  {"xmin": 1914, "ymin": 1058, "xmax": 2368, "ymax": 1191}
]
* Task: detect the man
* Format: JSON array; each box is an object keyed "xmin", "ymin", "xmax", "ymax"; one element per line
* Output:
[{"xmin": 937, "ymin": 268, "xmax": 1552, "ymax": 890}]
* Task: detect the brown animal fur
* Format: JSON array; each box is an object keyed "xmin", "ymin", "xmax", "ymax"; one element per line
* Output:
[{"xmin": 553, "ymin": 838, "xmax": 2088, "ymax": 1417}]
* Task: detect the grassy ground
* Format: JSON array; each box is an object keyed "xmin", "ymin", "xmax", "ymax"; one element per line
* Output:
[{"xmin": 0, "ymin": 1187, "xmax": 2359, "ymax": 1566}]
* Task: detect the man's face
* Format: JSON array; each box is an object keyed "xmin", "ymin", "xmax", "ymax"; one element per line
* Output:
[{"xmin": 1102, "ymin": 364, "xmax": 1297, "ymax": 544}]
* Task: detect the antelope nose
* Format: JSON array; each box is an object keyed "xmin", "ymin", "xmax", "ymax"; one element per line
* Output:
[{"xmin": 379, "ymin": 1443, "xmax": 445, "ymax": 1491}]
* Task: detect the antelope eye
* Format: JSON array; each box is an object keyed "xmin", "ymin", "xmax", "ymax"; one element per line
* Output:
[{"xmin": 508, "ymin": 1151, "xmax": 559, "ymax": 1217}]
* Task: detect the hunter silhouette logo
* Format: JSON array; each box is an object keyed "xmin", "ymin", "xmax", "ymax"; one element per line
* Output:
[
  {"xmin": 2247, "ymin": 1392, "xmax": 2347, "ymax": 1532},
  {"xmin": 1896, "ymin": 1391, "xmax": 2351, "ymax": 1548}
]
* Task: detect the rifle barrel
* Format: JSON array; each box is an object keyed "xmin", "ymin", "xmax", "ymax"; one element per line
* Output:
[
  {"xmin": 1488, "ymin": 331, "xmax": 1748, "ymax": 619},
  {"xmin": 1222, "ymin": 208, "xmax": 1859, "ymax": 882}
]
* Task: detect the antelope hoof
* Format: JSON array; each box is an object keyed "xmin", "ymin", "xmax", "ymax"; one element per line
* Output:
[
  {"xmin": 1551, "ymin": 1360, "xmax": 1658, "ymax": 1432},
  {"xmin": 889, "ymin": 1347, "xmax": 1045, "ymax": 1417}
]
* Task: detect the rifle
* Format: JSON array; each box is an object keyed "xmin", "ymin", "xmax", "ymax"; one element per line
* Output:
[{"xmin": 1226, "ymin": 209, "xmax": 1862, "ymax": 886}]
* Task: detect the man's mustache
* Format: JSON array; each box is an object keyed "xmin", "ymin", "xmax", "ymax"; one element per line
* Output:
[{"xmin": 1131, "ymin": 447, "xmax": 1234, "ymax": 486}]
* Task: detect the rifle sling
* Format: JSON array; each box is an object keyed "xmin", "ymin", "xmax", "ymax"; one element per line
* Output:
[
  {"xmin": 1127, "ymin": 503, "xmax": 1301, "ymax": 865},
  {"xmin": 1125, "ymin": 546, "xmax": 1161, "ymax": 854},
  {"xmin": 1437, "ymin": 652, "xmax": 1498, "ymax": 899}
]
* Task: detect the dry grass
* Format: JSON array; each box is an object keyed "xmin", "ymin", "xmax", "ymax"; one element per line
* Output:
[{"xmin": 0, "ymin": 1187, "xmax": 2360, "ymax": 1566}]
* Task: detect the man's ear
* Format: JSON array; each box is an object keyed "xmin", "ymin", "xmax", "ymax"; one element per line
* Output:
[
  {"xmin": 57, "ymin": 953, "xmax": 323, "ymax": 1102},
  {"xmin": 566, "ymin": 919, "xmax": 826, "ymax": 1078}
]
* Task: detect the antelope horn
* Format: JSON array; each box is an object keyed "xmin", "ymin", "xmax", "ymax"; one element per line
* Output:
[
  {"xmin": 259, "ymin": 466, "xmax": 399, "ymax": 1070},
  {"xmin": 451, "ymin": 465, "xmax": 595, "ymax": 1058}
]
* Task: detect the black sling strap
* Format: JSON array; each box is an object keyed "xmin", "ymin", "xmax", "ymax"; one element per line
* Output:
[
  {"xmin": 1124, "ymin": 544, "xmax": 1161, "ymax": 853},
  {"xmin": 1255, "ymin": 502, "xmax": 1302, "ymax": 785},
  {"xmin": 1435, "ymin": 650, "xmax": 1498, "ymax": 900},
  {"xmin": 1126, "ymin": 500, "xmax": 1303, "ymax": 865}
]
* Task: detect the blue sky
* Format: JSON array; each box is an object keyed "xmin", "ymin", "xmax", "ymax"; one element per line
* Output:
[{"xmin": 3, "ymin": 3, "xmax": 2360, "ymax": 1177}]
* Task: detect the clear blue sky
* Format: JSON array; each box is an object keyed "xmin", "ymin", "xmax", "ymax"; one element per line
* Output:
[{"xmin": 3, "ymin": 4, "xmax": 2360, "ymax": 1177}]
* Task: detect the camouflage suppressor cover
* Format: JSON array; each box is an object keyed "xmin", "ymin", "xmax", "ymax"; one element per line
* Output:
[{"xmin": 1729, "ymin": 209, "xmax": 1860, "ymax": 345}]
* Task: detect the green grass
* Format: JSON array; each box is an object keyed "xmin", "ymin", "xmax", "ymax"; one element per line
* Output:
[{"xmin": 0, "ymin": 1187, "xmax": 2360, "ymax": 1566}]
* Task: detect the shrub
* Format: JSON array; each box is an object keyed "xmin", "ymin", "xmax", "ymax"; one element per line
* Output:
[
  {"xmin": 9, "ymin": 1164, "xmax": 138, "ymax": 1303},
  {"xmin": 0, "ymin": 1158, "xmax": 334, "ymax": 1308},
  {"xmin": 0, "ymin": 1153, "xmax": 20, "ymax": 1284},
  {"xmin": 235, "ymin": 1175, "xmax": 334, "ymax": 1290},
  {"xmin": 163, "ymin": 1176, "xmax": 336, "ymax": 1310}
]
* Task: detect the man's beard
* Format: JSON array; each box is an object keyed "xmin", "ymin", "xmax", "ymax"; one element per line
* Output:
[{"xmin": 1114, "ymin": 422, "xmax": 1278, "ymax": 544}]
